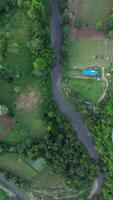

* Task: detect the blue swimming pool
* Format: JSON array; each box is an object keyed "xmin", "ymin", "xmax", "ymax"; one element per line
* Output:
[{"xmin": 82, "ymin": 69, "xmax": 98, "ymax": 76}]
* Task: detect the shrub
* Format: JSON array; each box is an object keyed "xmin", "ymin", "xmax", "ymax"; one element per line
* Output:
[
  {"xmin": 74, "ymin": 18, "xmax": 83, "ymax": 28},
  {"xmin": 108, "ymin": 30, "xmax": 113, "ymax": 39},
  {"xmin": 96, "ymin": 20, "xmax": 104, "ymax": 31},
  {"xmin": 109, "ymin": 13, "xmax": 113, "ymax": 29}
]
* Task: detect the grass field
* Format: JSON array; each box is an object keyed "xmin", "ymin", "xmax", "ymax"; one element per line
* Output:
[
  {"xmin": 78, "ymin": 0, "xmax": 113, "ymax": 28},
  {"xmin": 0, "ymin": 9, "xmax": 46, "ymax": 142},
  {"xmin": 63, "ymin": 79, "xmax": 106, "ymax": 103},
  {"xmin": 68, "ymin": 39, "xmax": 111, "ymax": 69}
]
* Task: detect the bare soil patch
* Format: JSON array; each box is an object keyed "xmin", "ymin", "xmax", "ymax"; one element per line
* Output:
[
  {"xmin": 0, "ymin": 115, "xmax": 14, "ymax": 129},
  {"xmin": 70, "ymin": 28, "xmax": 106, "ymax": 39},
  {"xmin": 0, "ymin": 115, "xmax": 14, "ymax": 139},
  {"xmin": 16, "ymin": 88, "xmax": 39, "ymax": 112}
]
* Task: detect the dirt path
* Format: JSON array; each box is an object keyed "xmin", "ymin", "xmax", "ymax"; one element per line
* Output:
[
  {"xmin": 98, "ymin": 67, "xmax": 108, "ymax": 103},
  {"xmin": 50, "ymin": 0, "xmax": 103, "ymax": 199},
  {"xmin": 70, "ymin": 28, "xmax": 106, "ymax": 39}
]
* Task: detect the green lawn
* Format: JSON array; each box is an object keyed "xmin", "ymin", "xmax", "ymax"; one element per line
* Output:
[
  {"xmin": 64, "ymin": 79, "xmax": 106, "ymax": 103},
  {"xmin": 78, "ymin": 0, "xmax": 113, "ymax": 28},
  {"xmin": 0, "ymin": 9, "xmax": 46, "ymax": 142},
  {"xmin": 68, "ymin": 39, "xmax": 111, "ymax": 70}
]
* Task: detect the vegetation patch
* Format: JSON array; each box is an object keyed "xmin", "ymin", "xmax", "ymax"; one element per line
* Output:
[{"xmin": 0, "ymin": 189, "xmax": 11, "ymax": 200}]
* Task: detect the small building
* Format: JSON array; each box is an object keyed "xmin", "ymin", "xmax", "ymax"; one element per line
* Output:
[{"xmin": 82, "ymin": 69, "xmax": 99, "ymax": 76}]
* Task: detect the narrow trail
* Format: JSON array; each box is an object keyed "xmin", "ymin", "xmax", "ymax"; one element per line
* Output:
[
  {"xmin": 98, "ymin": 67, "xmax": 108, "ymax": 103},
  {"xmin": 50, "ymin": 0, "xmax": 103, "ymax": 199}
]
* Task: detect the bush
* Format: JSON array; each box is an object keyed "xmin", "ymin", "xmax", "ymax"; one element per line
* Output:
[
  {"xmin": 108, "ymin": 30, "xmax": 113, "ymax": 39},
  {"xmin": 109, "ymin": 13, "xmax": 113, "ymax": 29},
  {"xmin": 0, "ymin": 189, "xmax": 9, "ymax": 200},
  {"xmin": 96, "ymin": 20, "xmax": 104, "ymax": 31},
  {"xmin": 74, "ymin": 18, "xmax": 83, "ymax": 28}
]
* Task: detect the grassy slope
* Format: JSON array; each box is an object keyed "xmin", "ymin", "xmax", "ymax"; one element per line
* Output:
[{"xmin": 0, "ymin": 9, "xmax": 46, "ymax": 142}]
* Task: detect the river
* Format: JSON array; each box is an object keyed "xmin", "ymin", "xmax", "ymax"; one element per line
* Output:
[{"xmin": 50, "ymin": 0, "xmax": 103, "ymax": 199}]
